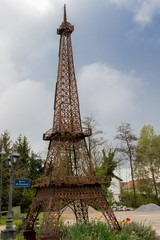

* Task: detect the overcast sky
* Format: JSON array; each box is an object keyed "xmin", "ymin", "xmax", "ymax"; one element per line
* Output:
[{"xmin": 0, "ymin": 0, "xmax": 160, "ymax": 174}]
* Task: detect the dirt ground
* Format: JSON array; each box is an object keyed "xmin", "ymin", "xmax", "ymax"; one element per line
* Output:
[{"xmin": 62, "ymin": 207, "xmax": 160, "ymax": 236}]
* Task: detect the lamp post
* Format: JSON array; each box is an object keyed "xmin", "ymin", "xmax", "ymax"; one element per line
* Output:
[
  {"xmin": 1, "ymin": 150, "xmax": 20, "ymax": 240},
  {"xmin": 0, "ymin": 144, "xmax": 6, "ymax": 220}
]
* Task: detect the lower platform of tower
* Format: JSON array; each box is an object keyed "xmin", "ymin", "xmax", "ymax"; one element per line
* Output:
[{"xmin": 21, "ymin": 184, "xmax": 121, "ymax": 240}]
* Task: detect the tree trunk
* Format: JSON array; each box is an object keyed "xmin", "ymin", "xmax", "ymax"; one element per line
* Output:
[
  {"xmin": 151, "ymin": 167, "xmax": 158, "ymax": 199},
  {"xmin": 129, "ymin": 158, "xmax": 137, "ymax": 206}
]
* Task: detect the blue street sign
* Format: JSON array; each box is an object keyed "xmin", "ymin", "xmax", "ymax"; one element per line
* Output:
[{"xmin": 14, "ymin": 179, "xmax": 30, "ymax": 187}]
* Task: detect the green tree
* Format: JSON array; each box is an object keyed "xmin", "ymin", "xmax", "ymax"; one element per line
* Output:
[
  {"xmin": 135, "ymin": 124, "xmax": 160, "ymax": 200},
  {"xmin": 28, "ymin": 151, "xmax": 43, "ymax": 180},
  {"xmin": 95, "ymin": 149, "xmax": 117, "ymax": 181},
  {"xmin": 0, "ymin": 132, "xmax": 43, "ymax": 212},
  {"xmin": 0, "ymin": 130, "xmax": 13, "ymax": 210},
  {"xmin": 95, "ymin": 148, "xmax": 117, "ymax": 200},
  {"xmin": 0, "ymin": 130, "xmax": 13, "ymax": 154},
  {"xmin": 14, "ymin": 134, "xmax": 30, "ymax": 175},
  {"xmin": 12, "ymin": 135, "xmax": 32, "ymax": 211},
  {"xmin": 13, "ymin": 134, "xmax": 43, "ymax": 211},
  {"xmin": 115, "ymin": 123, "xmax": 138, "ymax": 206}
]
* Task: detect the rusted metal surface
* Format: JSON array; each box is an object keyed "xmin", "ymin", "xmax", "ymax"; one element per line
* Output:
[
  {"xmin": 21, "ymin": 230, "xmax": 36, "ymax": 240},
  {"xmin": 31, "ymin": 175, "xmax": 110, "ymax": 188},
  {"xmin": 43, "ymin": 127, "xmax": 92, "ymax": 141},
  {"xmin": 38, "ymin": 236, "xmax": 59, "ymax": 240},
  {"xmin": 21, "ymin": 4, "xmax": 121, "ymax": 240}
]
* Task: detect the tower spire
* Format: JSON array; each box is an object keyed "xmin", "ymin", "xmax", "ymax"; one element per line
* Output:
[
  {"xmin": 64, "ymin": 4, "xmax": 67, "ymax": 23},
  {"xmin": 57, "ymin": 4, "xmax": 74, "ymax": 34}
]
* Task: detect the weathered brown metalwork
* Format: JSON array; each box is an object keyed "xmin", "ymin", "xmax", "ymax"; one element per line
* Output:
[{"xmin": 21, "ymin": 5, "xmax": 121, "ymax": 240}]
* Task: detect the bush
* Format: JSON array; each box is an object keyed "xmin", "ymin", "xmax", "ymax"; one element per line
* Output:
[
  {"xmin": 58, "ymin": 220, "xmax": 159, "ymax": 240},
  {"xmin": 120, "ymin": 189, "xmax": 160, "ymax": 208},
  {"xmin": 122, "ymin": 220, "xmax": 159, "ymax": 240},
  {"xmin": 15, "ymin": 220, "xmax": 23, "ymax": 234},
  {"xmin": 16, "ymin": 235, "xmax": 25, "ymax": 240}
]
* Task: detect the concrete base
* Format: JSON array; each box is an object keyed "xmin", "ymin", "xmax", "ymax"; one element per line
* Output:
[{"xmin": 1, "ymin": 229, "xmax": 17, "ymax": 240}]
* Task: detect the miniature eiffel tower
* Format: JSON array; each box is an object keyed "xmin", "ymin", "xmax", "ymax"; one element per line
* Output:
[{"xmin": 21, "ymin": 5, "xmax": 121, "ymax": 240}]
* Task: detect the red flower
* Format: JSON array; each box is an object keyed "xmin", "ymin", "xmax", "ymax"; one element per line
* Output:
[
  {"xmin": 67, "ymin": 221, "xmax": 69, "ymax": 224},
  {"xmin": 126, "ymin": 218, "xmax": 131, "ymax": 222}
]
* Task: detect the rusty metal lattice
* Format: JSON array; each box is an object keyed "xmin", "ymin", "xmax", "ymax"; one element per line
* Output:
[{"xmin": 21, "ymin": 5, "xmax": 121, "ymax": 240}]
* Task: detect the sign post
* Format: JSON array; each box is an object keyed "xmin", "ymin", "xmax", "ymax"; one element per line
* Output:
[{"xmin": 14, "ymin": 179, "xmax": 30, "ymax": 187}]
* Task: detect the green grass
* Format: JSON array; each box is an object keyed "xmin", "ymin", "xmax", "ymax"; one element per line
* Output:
[
  {"xmin": 0, "ymin": 214, "xmax": 26, "ymax": 240},
  {"xmin": 0, "ymin": 213, "xmax": 27, "ymax": 226}
]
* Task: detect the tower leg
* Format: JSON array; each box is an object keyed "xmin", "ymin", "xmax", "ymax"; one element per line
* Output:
[
  {"xmin": 38, "ymin": 197, "xmax": 67, "ymax": 239},
  {"xmin": 71, "ymin": 200, "xmax": 89, "ymax": 223},
  {"xmin": 84, "ymin": 186, "xmax": 121, "ymax": 231},
  {"xmin": 21, "ymin": 188, "xmax": 48, "ymax": 239}
]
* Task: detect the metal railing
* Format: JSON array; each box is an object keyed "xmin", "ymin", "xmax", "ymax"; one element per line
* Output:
[
  {"xmin": 31, "ymin": 175, "xmax": 109, "ymax": 187},
  {"xmin": 43, "ymin": 127, "xmax": 92, "ymax": 140}
]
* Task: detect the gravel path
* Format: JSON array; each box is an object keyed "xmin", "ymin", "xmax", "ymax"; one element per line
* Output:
[
  {"xmin": 0, "ymin": 225, "xmax": 16, "ymax": 232},
  {"xmin": 0, "ymin": 226, "xmax": 5, "ymax": 231}
]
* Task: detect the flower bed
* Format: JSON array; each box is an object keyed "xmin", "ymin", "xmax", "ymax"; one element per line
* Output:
[
  {"xmin": 14, "ymin": 216, "xmax": 159, "ymax": 240},
  {"xmin": 59, "ymin": 217, "xmax": 159, "ymax": 240}
]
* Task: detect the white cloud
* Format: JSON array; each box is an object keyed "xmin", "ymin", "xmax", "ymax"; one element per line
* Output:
[
  {"xmin": 21, "ymin": 0, "xmax": 51, "ymax": 13},
  {"xmin": 134, "ymin": 0, "xmax": 160, "ymax": 26},
  {"xmin": 108, "ymin": 0, "xmax": 133, "ymax": 7},
  {"xmin": 0, "ymin": 39, "xmax": 19, "ymax": 93},
  {"xmin": 78, "ymin": 63, "xmax": 143, "ymax": 119},
  {"xmin": 107, "ymin": 0, "xmax": 160, "ymax": 26},
  {"xmin": 0, "ymin": 79, "xmax": 53, "ymax": 153},
  {"xmin": 77, "ymin": 62, "xmax": 148, "ymax": 140}
]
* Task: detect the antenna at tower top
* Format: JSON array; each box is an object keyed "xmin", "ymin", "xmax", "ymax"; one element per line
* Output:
[
  {"xmin": 64, "ymin": 4, "xmax": 67, "ymax": 23},
  {"xmin": 57, "ymin": 4, "xmax": 74, "ymax": 35}
]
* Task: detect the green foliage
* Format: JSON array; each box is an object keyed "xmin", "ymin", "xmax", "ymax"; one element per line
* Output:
[
  {"xmin": 15, "ymin": 220, "xmax": 23, "ymax": 234},
  {"xmin": 61, "ymin": 221, "xmax": 113, "ymax": 240},
  {"xmin": 135, "ymin": 124, "xmax": 160, "ymax": 199},
  {"xmin": 95, "ymin": 148, "xmax": 117, "ymax": 203},
  {"xmin": 0, "ymin": 215, "xmax": 6, "ymax": 225},
  {"xmin": 120, "ymin": 189, "xmax": 160, "ymax": 208},
  {"xmin": 0, "ymin": 130, "xmax": 43, "ymax": 212},
  {"xmin": 58, "ymin": 220, "xmax": 159, "ymax": 240},
  {"xmin": 0, "ymin": 130, "xmax": 13, "ymax": 210},
  {"xmin": 115, "ymin": 123, "xmax": 138, "ymax": 205},
  {"xmin": 0, "ymin": 130, "xmax": 13, "ymax": 154},
  {"xmin": 121, "ymin": 221, "xmax": 159, "ymax": 240},
  {"xmin": 12, "ymin": 134, "xmax": 43, "ymax": 211},
  {"xmin": 14, "ymin": 134, "xmax": 30, "ymax": 168},
  {"xmin": 95, "ymin": 149, "xmax": 117, "ymax": 186},
  {"xmin": 28, "ymin": 151, "xmax": 43, "ymax": 180},
  {"xmin": 16, "ymin": 236, "xmax": 25, "ymax": 240},
  {"xmin": 0, "ymin": 213, "xmax": 26, "ymax": 226}
]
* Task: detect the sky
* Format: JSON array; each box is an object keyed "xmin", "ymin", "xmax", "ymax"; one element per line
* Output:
[{"xmin": 0, "ymin": 0, "xmax": 160, "ymax": 179}]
